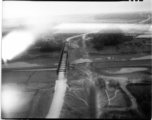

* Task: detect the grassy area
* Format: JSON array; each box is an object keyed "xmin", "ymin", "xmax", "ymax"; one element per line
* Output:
[
  {"xmin": 100, "ymin": 109, "xmax": 141, "ymax": 119},
  {"xmin": 126, "ymin": 84, "xmax": 151, "ymax": 119},
  {"xmin": 85, "ymin": 30, "xmax": 151, "ymax": 55}
]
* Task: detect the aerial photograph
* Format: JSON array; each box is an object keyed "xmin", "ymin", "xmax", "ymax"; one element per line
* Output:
[{"xmin": 1, "ymin": 0, "xmax": 152, "ymax": 119}]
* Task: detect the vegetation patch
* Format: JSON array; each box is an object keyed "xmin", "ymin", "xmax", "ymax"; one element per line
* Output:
[
  {"xmin": 126, "ymin": 84, "xmax": 151, "ymax": 119},
  {"xmin": 89, "ymin": 27, "xmax": 133, "ymax": 51}
]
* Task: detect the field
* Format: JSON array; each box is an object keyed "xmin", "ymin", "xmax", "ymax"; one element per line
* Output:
[
  {"xmin": 2, "ymin": 12, "xmax": 152, "ymax": 118},
  {"xmin": 126, "ymin": 84, "xmax": 151, "ymax": 119}
]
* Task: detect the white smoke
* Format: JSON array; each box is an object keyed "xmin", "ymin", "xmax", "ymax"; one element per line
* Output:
[{"xmin": 2, "ymin": 17, "xmax": 57, "ymax": 63}]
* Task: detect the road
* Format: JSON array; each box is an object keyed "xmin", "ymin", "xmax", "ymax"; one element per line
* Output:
[{"xmin": 139, "ymin": 14, "xmax": 151, "ymax": 24}]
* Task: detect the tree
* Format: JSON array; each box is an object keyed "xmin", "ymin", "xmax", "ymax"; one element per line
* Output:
[
  {"xmin": 35, "ymin": 39, "xmax": 63, "ymax": 52},
  {"xmin": 95, "ymin": 78, "xmax": 106, "ymax": 90},
  {"xmin": 90, "ymin": 27, "xmax": 133, "ymax": 51},
  {"xmin": 108, "ymin": 79, "xmax": 119, "ymax": 89}
]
